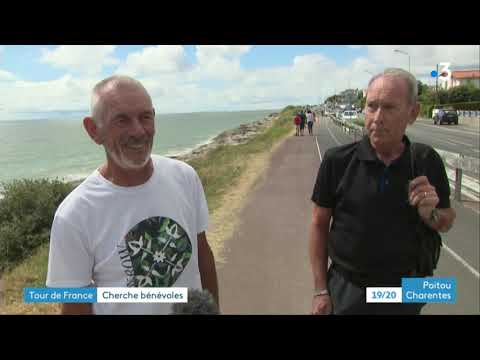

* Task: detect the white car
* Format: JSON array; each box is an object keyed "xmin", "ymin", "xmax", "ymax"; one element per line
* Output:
[{"xmin": 341, "ymin": 110, "xmax": 358, "ymax": 122}]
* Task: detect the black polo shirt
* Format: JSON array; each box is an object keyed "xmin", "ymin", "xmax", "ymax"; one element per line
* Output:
[{"xmin": 311, "ymin": 135, "xmax": 451, "ymax": 273}]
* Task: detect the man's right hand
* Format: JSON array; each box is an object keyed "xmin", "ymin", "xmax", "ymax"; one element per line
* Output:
[{"xmin": 312, "ymin": 295, "xmax": 332, "ymax": 315}]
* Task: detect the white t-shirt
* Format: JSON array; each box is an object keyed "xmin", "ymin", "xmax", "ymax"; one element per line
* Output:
[
  {"xmin": 306, "ymin": 113, "xmax": 314, "ymax": 123},
  {"xmin": 46, "ymin": 155, "xmax": 208, "ymax": 315}
]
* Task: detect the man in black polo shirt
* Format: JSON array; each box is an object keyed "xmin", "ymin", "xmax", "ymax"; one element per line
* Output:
[{"xmin": 309, "ymin": 68, "xmax": 456, "ymax": 315}]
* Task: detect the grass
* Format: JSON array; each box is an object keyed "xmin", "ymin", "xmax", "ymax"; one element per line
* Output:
[
  {"xmin": 354, "ymin": 119, "xmax": 365, "ymax": 127},
  {"xmin": 1, "ymin": 242, "xmax": 60, "ymax": 314},
  {"xmin": 187, "ymin": 107, "xmax": 295, "ymax": 213},
  {"xmin": 0, "ymin": 106, "xmax": 298, "ymax": 315}
]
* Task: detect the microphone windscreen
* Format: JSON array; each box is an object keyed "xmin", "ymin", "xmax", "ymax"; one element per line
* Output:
[{"xmin": 170, "ymin": 289, "xmax": 219, "ymax": 315}]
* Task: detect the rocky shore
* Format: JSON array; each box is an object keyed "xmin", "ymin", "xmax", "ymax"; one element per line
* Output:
[
  {"xmin": 0, "ymin": 112, "xmax": 280, "ymax": 195},
  {"xmin": 171, "ymin": 112, "xmax": 279, "ymax": 162}
]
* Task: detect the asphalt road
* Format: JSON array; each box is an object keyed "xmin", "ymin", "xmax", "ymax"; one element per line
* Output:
[{"xmin": 407, "ymin": 119, "xmax": 479, "ymax": 159}]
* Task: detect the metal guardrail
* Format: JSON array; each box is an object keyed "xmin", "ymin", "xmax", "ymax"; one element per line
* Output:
[
  {"xmin": 328, "ymin": 115, "xmax": 479, "ymax": 201},
  {"xmin": 434, "ymin": 149, "xmax": 479, "ymax": 201},
  {"xmin": 330, "ymin": 115, "xmax": 366, "ymax": 142}
]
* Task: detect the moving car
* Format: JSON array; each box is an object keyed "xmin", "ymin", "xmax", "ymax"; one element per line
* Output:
[
  {"xmin": 341, "ymin": 110, "xmax": 358, "ymax": 122},
  {"xmin": 434, "ymin": 108, "xmax": 458, "ymax": 125}
]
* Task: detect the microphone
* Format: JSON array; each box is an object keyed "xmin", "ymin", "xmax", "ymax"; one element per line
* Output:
[{"xmin": 171, "ymin": 289, "xmax": 220, "ymax": 315}]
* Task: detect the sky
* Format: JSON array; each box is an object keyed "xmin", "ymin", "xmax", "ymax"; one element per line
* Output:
[{"xmin": 0, "ymin": 45, "xmax": 478, "ymax": 120}]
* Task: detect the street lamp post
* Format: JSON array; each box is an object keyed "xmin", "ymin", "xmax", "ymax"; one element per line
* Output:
[{"xmin": 393, "ymin": 49, "xmax": 411, "ymax": 73}]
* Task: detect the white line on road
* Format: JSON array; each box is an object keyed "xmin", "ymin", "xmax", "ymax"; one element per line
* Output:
[
  {"xmin": 445, "ymin": 139, "xmax": 475, "ymax": 147},
  {"xmin": 314, "ymin": 119, "xmax": 323, "ymax": 161},
  {"xmin": 415, "ymin": 122, "xmax": 480, "ymax": 136},
  {"xmin": 429, "ymin": 137, "xmax": 477, "ymax": 150},
  {"xmin": 443, "ymin": 243, "xmax": 480, "ymax": 279},
  {"xmin": 325, "ymin": 119, "xmax": 342, "ymax": 146},
  {"xmin": 315, "ymin": 135, "xmax": 322, "ymax": 162}
]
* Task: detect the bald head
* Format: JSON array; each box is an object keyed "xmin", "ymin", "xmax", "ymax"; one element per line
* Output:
[
  {"xmin": 91, "ymin": 75, "xmax": 152, "ymax": 126},
  {"xmin": 367, "ymin": 68, "xmax": 418, "ymax": 106}
]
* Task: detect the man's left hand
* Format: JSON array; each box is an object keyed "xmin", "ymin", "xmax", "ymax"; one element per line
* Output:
[{"xmin": 408, "ymin": 176, "xmax": 440, "ymax": 222}]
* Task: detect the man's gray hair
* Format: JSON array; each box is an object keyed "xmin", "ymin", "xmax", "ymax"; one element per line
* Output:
[
  {"xmin": 90, "ymin": 75, "xmax": 150, "ymax": 126},
  {"xmin": 367, "ymin": 68, "xmax": 418, "ymax": 105}
]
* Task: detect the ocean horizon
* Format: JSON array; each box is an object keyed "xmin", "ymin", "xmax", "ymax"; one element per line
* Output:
[{"xmin": 0, "ymin": 109, "xmax": 279, "ymax": 186}]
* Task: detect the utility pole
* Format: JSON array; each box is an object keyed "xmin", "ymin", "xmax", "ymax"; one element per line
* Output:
[{"xmin": 436, "ymin": 63, "xmax": 439, "ymax": 105}]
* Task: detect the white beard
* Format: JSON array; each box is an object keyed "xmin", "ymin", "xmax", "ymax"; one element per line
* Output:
[{"xmin": 105, "ymin": 144, "xmax": 152, "ymax": 170}]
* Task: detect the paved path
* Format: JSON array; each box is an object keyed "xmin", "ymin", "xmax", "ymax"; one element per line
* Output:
[{"xmin": 218, "ymin": 127, "xmax": 320, "ymax": 314}]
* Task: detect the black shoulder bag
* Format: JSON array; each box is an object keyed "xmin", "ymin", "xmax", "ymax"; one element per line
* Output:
[{"xmin": 410, "ymin": 143, "xmax": 443, "ymax": 277}]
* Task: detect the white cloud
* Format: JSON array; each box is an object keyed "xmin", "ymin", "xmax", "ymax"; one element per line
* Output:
[
  {"xmin": 116, "ymin": 45, "xmax": 190, "ymax": 77},
  {"xmin": 161, "ymin": 52, "xmax": 350, "ymax": 111},
  {"xmin": 190, "ymin": 45, "xmax": 253, "ymax": 81},
  {"xmin": 40, "ymin": 45, "xmax": 119, "ymax": 76},
  {"xmin": 0, "ymin": 69, "xmax": 15, "ymax": 82},
  {"xmin": 348, "ymin": 45, "xmax": 364, "ymax": 50},
  {"xmin": 145, "ymin": 49, "xmax": 370, "ymax": 112},
  {"xmin": 196, "ymin": 45, "xmax": 252, "ymax": 60},
  {"xmin": 0, "ymin": 75, "xmax": 99, "ymax": 113},
  {"xmin": 2, "ymin": 45, "xmax": 479, "ymax": 119}
]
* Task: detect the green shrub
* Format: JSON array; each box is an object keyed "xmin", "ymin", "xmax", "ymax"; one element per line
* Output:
[
  {"xmin": 188, "ymin": 106, "xmax": 296, "ymax": 212},
  {"xmin": 0, "ymin": 178, "xmax": 73, "ymax": 274},
  {"xmin": 441, "ymin": 101, "xmax": 480, "ymax": 111},
  {"xmin": 421, "ymin": 101, "xmax": 480, "ymax": 118}
]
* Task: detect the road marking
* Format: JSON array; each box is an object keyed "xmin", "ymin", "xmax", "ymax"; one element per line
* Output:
[
  {"xmin": 315, "ymin": 135, "xmax": 322, "ymax": 162},
  {"xmin": 444, "ymin": 139, "xmax": 475, "ymax": 147},
  {"xmin": 429, "ymin": 137, "xmax": 476, "ymax": 150},
  {"xmin": 325, "ymin": 119, "xmax": 342, "ymax": 146},
  {"xmin": 314, "ymin": 119, "xmax": 323, "ymax": 162},
  {"xmin": 415, "ymin": 122, "xmax": 480, "ymax": 136},
  {"xmin": 443, "ymin": 243, "xmax": 480, "ymax": 279}
]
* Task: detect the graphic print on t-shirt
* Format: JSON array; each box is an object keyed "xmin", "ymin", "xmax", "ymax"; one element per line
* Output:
[{"xmin": 117, "ymin": 217, "xmax": 192, "ymax": 287}]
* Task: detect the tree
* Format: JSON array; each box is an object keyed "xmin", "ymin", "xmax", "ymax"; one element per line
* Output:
[
  {"xmin": 417, "ymin": 80, "xmax": 432, "ymax": 97},
  {"xmin": 417, "ymin": 80, "xmax": 425, "ymax": 96},
  {"xmin": 438, "ymin": 89, "xmax": 449, "ymax": 104},
  {"xmin": 470, "ymin": 87, "xmax": 480, "ymax": 102},
  {"xmin": 448, "ymin": 84, "xmax": 479, "ymax": 103}
]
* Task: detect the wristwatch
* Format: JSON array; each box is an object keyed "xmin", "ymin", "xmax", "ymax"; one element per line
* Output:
[
  {"xmin": 313, "ymin": 288, "xmax": 329, "ymax": 297},
  {"xmin": 430, "ymin": 208, "xmax": 440, "ymax": 223}
]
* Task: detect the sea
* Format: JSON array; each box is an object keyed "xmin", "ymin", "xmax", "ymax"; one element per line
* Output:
[{"xmin": 0, "ymin": 110, "xmax": 277, "ymax": 187}]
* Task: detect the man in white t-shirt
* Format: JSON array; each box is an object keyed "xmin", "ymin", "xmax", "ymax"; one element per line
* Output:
[{"xmin": 46, "ymin": 75, "xmax": 219, "ymax": 315}]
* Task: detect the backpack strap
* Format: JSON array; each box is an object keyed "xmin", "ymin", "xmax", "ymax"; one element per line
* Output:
[
  {"xmin": 410, "ymin": 142, "xmax": 416, "ymax": 180},
  {"xmin": 409, "ymin": 142, "xmax": 443, "ymax": 276},
  {"xmin": 410, "ymin": 142, "xmax": 433, "ymax": 179}
]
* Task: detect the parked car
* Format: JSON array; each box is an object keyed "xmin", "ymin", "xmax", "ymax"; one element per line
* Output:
[
  {"xmin": 341, "ymin": 110, "xmax": 358, "ymax": 122},
  {"xmin": 434, "ymin": 108, "xmax": 458, "ymax": 125}
]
